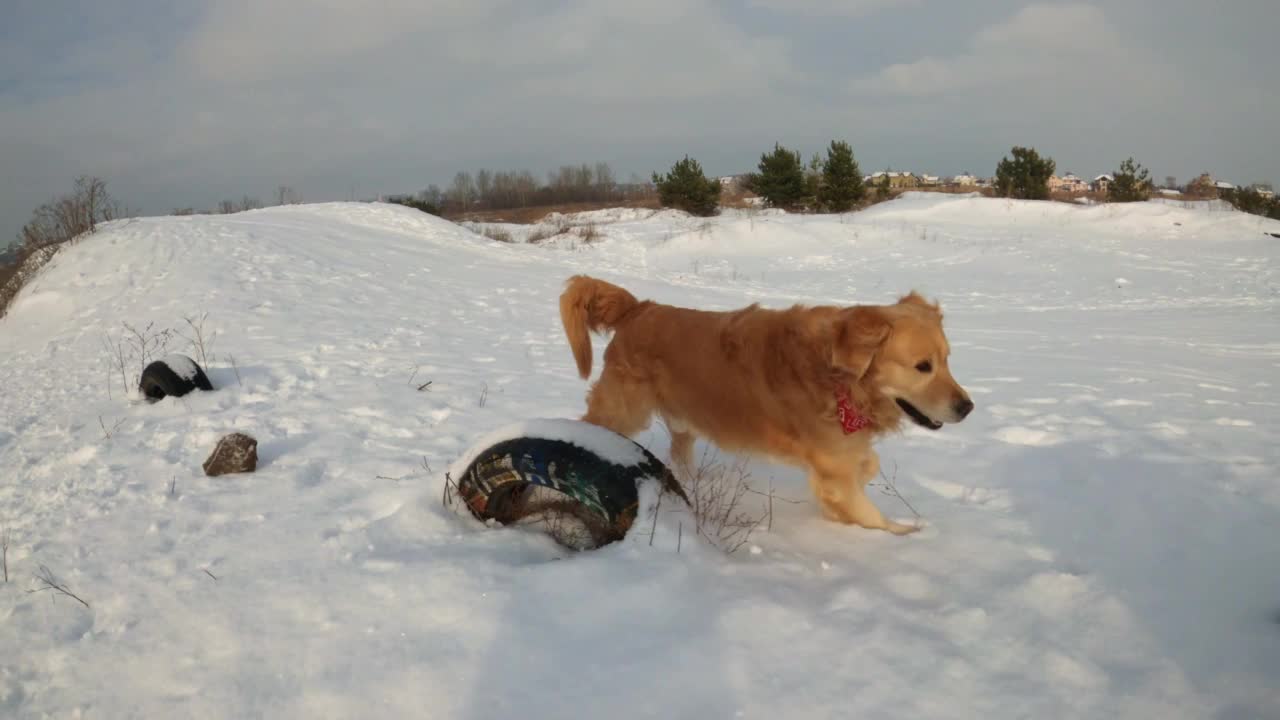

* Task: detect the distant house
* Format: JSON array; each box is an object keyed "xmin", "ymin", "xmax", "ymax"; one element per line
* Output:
[
  {"xmin": 1214, "ymin": 181, "xmax": 1236, "ymax": 191},
  {"xmin": 1250, "ymin": 183, "xmax": 1275, "ymax": 199},
  {"xmin": 868, "ymin": 171, "xmax": 919, "ymax": 189},
  {"xmin": 950, "ymin": 173, "xmax": 978, "ymax": 187},
  {"xmin": 1049, "ymin": 172, "xmax": 1088, "ymax": 194},
  {"xmin": 1092, "ymin": 174, "xmax": 1114, "ymax": 193},
  {"xmin": 919, "ymin": 174, "xmax": 940, "ymax": 187}
]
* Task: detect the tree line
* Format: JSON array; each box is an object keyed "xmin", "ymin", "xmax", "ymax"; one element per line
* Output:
[{"xmin": 394, "ymin": 163, "xmax": 655, "ymax": 216}]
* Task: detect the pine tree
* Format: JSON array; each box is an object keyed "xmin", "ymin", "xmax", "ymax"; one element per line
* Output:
[
  {"xmin": 805, "ymin": 152, "xmax": 822, "ymax": 208},
  {"xmin": 754, "ymin": 143, "xmax": 807, "ymax": 210},
  {"xmin": 652, "ymin": 156, "xmax": 721, "ymax": 217},
  {"xmin": 1108, "ymin": 157, "xmax": 1152, "ymax": 203},
  {"xmin": 817, "ymin": 140, "xmax": 864, "ymax": 212},
  {"xmin": 994, "ymin": 146, "xmax": 1055, "ymax": 200}
]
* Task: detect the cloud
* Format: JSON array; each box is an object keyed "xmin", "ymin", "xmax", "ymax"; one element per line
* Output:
[
  {"xmin": 851, "ymin": 3, "xmax": 1170, "ymax": 98},
  {"xmin": 2, "ymin": 0, "xmax": 1276, "ymax": 245},
  {"xmin": 443, "ymin": 0, "xmax": 796, "ymax": 102},
  {"xmin": 180, "ymin": 0, "xmax": 509, "ymax": 84},
  {"xmin": 0, "ymin": 0, "xmax": 806, "ymax": 239},
  {"xmin": 746, "ymin": 0, "xmax": 921, "ymax": 17}
]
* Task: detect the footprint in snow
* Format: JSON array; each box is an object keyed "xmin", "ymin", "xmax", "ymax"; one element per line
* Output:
[
  {"xmin": 885, "ymin": 573, "xmax": 936, "ymax": 602},
  {"xmin": 917, "ymin": 478, "xmax": 1012, "ymax": 511},
  {"xmin": 1103, "ymin": 398, "xmax": 1152, "ymax": 407},
  {"xmin": 992, "ymin": 426, "xmax": 1064, "ymax": 447}
]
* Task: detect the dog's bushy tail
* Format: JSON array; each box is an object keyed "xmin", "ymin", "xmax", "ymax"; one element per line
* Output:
[{"xmin": 559, "ymin": 275, "xmax": 639, "ymax": 379}]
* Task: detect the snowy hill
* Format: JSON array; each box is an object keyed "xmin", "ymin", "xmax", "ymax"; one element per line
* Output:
[{"xmin": 1, "ymin": 195, "xmax": 1278, "ymax": 718}]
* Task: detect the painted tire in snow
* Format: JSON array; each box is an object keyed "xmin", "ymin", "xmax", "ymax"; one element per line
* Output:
[
  {"xmin": 139, "ymin": 354, "xmax": 214, "ymax": 402},
  {"xmin": 451, "ymin": 419, "xmax": 687, "ymax": 549}
]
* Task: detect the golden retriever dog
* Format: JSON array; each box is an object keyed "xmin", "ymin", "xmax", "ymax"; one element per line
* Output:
[{"xmin": 559, "ymin": 275, "xmax": 973, "ymax": 535}]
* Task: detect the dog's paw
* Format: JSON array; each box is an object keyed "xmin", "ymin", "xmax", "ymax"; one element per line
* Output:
[{"xmin": 886, "ymin": 520, "xmax": 923, "ymax": 536}]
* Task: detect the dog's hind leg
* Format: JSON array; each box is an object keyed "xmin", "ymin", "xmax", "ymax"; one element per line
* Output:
[
  {"xmin": 581, "ymin": 366, "xmax": 654, "ymax": 438},
  {"xmin": 667, "ymin": 427, "xmax": 696, "ymax": 481}
]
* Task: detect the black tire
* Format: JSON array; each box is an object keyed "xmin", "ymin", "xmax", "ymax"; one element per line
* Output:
[
  {"xmin": 452, "ymin": 433, "xmax": 687, "ymax": 549},
  {"xmin": 139, "ymin": 354, "xmax": 214, "ymax": 402}
]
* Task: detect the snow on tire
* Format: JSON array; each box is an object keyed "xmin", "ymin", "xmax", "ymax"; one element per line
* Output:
[
  {"xmin": 447, "ymin": 418, "xmax": 688, "ymax": 550},
  {"xmin": 139, "ymin": 353, "xmax": 214, "ymax": 402}
]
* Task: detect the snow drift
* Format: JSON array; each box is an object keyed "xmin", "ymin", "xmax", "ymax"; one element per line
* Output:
[{"xmin": 1, "ymin": 195, "xmax": 1277, "ymax": 718}]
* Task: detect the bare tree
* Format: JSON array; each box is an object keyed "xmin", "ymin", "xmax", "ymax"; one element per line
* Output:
[
  {"xmin": 420, "ymin": 184, "xmax": 444, "ymax": 208},
  {"xmin": 18, "ymin": 176, "xmax": 118, "ymax": 249},
  {"xmin": 475, "ymin": 169, "xmax": 493, "ymax": 209},
  {"xmin": 275, "ymin": 185, "xmax": 300, "ymax": 205},
  {"xmin": 594, "ymin": 162, "xmax": 616, "ymax": 201},
  {"xmin": 448, "ymin": 171, "xmax": 476, "ymax": 211}
]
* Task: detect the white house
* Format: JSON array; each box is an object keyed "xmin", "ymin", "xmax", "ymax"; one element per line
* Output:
[
  {"xmin": 1092, "ymin": 174, "xmax": 1114, "ymax": 193},
  {"xmin": 951, "ymin": 173, "xmax": 978, "ymax": 186}
]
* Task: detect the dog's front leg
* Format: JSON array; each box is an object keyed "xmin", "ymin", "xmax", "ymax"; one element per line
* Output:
[{"xmin": 809, "ymin": 451, "xmax": 918, "ymax": 535}]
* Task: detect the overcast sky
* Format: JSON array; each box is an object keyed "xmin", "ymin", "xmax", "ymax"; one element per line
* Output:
[{"xmin": 2, "ymin": 0, "xmax": 1276, "ymax": 243}]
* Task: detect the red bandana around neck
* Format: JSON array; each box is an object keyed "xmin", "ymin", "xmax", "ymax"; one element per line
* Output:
[{"xmin": 834, "ymin": 384, "xmax": 872, "ymax": 434}]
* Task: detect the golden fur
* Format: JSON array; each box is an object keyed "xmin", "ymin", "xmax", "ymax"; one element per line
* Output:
[{"xmin": 559, "ymin": 275, "xmax": 973, "ymax": 534}]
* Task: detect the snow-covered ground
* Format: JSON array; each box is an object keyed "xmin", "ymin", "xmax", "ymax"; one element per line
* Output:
[{"xmin": 1, "ymin": 193, "xmax": 1277, "ymax": 718}]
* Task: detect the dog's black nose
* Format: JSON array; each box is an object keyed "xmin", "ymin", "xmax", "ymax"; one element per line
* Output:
[{"xmin": 954, "ymin": 398, "xmax": 974, "ymax": 420}]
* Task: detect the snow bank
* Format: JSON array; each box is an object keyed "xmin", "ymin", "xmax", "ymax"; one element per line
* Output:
[{"xmin": 1, "ymin": 197, "xmax": 1277, "ymax": 718}]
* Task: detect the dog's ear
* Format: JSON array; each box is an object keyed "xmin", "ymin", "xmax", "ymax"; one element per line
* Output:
[
  {"xmin": 831, "ymin": 307, "xmax": 890, "ymax": 380},
  {"xmin": 898, "ymin": 291, "xmax": 942, "ymax": 317}
]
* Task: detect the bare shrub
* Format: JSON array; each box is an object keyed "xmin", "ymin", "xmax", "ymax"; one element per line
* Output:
[
  {"xmin": 526, "ymin": 226, "xmax": 557, "ymax": 243},
  {"xmin": 29, "ymin": 564, "xmax": 89, "ymax": 608},
  {"xmin": 867, "ymin": 460, "xmax": 922, "ymax": 529},
  {"xmin": 102, "ymin": 321, "xmax": 175, "ymax": 398},
  {"xmin": 226, "ymin": 353, "xmax": 242, "ymax": 386},
  {"xmin": 19, "ymin": 176, "xmax": 118, "ymax": 249},
  {"xmin": 217, "ymin": 196, "xmax": 261, "ymax": 214},
  {"xmin": 0, "ymin": 245, "xmax": 56, "ymax": 318},
  {"xmin": 679, "ymin": 449, "xmax": 769, "ymax": 553},
  {"xmin": 2, "ymin": 527, "xmax": 10, "ymax": 583},
  {"xmin": 3, "ymin": 177, "xmax": 121, "ymax": 317},
  {"xmin": 177, "ymin": 312, "xmax": 218, "ymax": 369},
  {"xmin": 573, "ymin": 223, "xmax": 602, "ymax": 243},
  {"xmin": 98, "ymin": 415, "xmax": 125, "ymax": 440},
  {"xmin": 479, "ymin": 226, "xmax": 513, "ymax": 243}
]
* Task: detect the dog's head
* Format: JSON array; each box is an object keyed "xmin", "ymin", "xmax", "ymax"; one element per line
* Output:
[{"xmin": 830, "ymin": 292, "xmax": 973, "ymax": 430}]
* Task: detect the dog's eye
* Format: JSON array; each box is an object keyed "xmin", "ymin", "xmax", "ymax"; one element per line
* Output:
[{"xmin": 915, "ymin": 360, "xmax": 932, "ymax": 373}]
